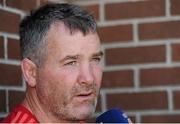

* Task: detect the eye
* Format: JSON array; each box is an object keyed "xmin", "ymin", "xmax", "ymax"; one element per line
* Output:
[
  {"xmin": 64, "ymin": 61, "xmax": 77, "ymax": 66},
  {"xmin": 91, "ymin": 57, "xmax": 101, "ymax": 63}
]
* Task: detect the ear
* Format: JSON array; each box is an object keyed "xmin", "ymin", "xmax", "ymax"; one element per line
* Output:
[{"xmin": 21, "ymin": 58, "xmax": 37, "ymax": 87}]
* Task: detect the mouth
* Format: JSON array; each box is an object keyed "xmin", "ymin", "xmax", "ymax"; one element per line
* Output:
[{"xmin": 75, "ymin": 92, "xmax": 95, "ymax": 100}]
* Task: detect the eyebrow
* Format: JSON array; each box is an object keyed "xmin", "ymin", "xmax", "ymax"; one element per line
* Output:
[
  {"xmin": 60, "ymin": 55, "xmax": 79, "ymax": 63},
  {"xmin": 92, "ymin": 51, "xmax": 104, "ymax": 57},
  {"xmin": 60, "ymin": 51, "xmax": 104, "ymax": 63}
]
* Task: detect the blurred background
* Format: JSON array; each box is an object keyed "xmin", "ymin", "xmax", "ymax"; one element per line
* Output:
[{"xmin": 1, "ymin": 0, "xmax": 180, "ymax": 123}]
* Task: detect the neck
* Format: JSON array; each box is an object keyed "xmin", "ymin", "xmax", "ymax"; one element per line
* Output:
[{"xmin": 22, "ymin": 87, "xmax": 71, "ymax": 123}]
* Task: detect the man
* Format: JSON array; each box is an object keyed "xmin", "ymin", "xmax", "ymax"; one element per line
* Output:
[{"xmin": 2, "ymin": 3, "xmax": 103, "ymax": 123}]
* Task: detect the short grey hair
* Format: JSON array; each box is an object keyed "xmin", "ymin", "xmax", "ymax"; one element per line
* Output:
[{"xmin": 19, "ymin": 3, "xmax": 97, "ymax": 67}]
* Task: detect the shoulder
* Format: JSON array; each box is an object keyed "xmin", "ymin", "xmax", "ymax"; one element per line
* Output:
[{"xmin": 1, "ymin": 105, "xmax": 39, "ymax": 123}]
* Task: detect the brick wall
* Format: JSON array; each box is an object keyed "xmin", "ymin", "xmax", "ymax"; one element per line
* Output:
[{"xmin": 0, "ymin": 0, "xmax": 180, "ymax": 123}]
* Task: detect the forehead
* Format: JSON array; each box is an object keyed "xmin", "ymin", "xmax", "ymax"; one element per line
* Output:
[{"xmin": 46, "ymin": 22, "xmax": 101, "ymax": 57}]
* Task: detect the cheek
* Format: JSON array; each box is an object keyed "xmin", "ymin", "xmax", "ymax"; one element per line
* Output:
[
  {"xmin": 36, "ymin": 68, "xmax": 78, "ymax": 102},
  {"xmin": 37, "ymin": 68, "xmax": 66, "ymax": 92},
  {"xmin": 59, "ymin": 67, "xmax": 79, "ymax": 83},
  {"xmin": 36, "ymin": 70, "xmax": 59, "ymax": 96},
  {"xmin": 38, "ymin": 67, "xmax": 79, "ymax": 89}
]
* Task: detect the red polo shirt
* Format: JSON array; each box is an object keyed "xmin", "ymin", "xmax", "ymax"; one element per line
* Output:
[{"xmin": 2, "ymin": 105, "xmax": 39, "ymax": 123}]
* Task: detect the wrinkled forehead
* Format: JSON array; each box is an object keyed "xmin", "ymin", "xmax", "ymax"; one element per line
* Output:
[{"xmin": 45, "ymin": 21, "xmax": 101, "ymax": 57}]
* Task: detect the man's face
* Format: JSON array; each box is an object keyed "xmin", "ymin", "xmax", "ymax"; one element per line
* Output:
[{"xmin": 36, "ymin": 23, "xmax": 103, "ymax": 122}]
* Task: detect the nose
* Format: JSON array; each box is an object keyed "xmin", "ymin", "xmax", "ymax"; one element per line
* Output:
[{"xmin": 77, "ymin": 64, "xmax": 94, "ymax": 85}]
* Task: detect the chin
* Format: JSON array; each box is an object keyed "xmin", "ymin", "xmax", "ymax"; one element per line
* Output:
[
  {"xmin": 72, "ymin": 103, "xmax": 95, "ymax": 120},
  {"xmin": 62, "ymin": 98, "xmax": 98, "ymax": 121}
]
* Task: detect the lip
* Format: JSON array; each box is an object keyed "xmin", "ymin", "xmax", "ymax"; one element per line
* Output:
[{"xmin": 75, "ymin": 92, "xmax": 95, "ymax": 100}]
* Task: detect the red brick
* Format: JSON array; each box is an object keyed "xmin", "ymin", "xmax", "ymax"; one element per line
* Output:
[
  {"xmin": 0, "ymin": 90, "xmax": 6, "ymax": 112},
  {"xmin": 140, "ymin": 67, "xmax": 180, "ymax": 86},
  {"xmin": 139, "ymin": 21, "xmax": 180, "ymax": 40},
  {"xmin": 106, "ymin": 45, "xmax": 165, "ymax": 65},
  {"xmin": 83, "ymin": 4, "xmax": 99, "ymax": 21},
  {"xmin": 107, "ymin": 91, "xmax": 168, "ymax": 111},
  {"xmin": 102, "ymin": 70, "xmax": 134, "ymax": 88},
  {"xmin": 98, "ymin": 24, "xmax": 133, "ymax": 43},
  {"xmin": 172, "ymin": 43, "xmax": 180, "ymax": 61},
  {"xmin": 171, "ymin": 0, "xmax": 180, "ymax": 15},
  {"xmin": 6, "ymin": 0, "xmax": 37, "ymax": 11},
  {"xmin": 142, "ymin": 114, "xmax": 180, "ymax": 123},
  {"xmin": 0, "ymin": 36, "xmax": 4, "ymax": 58},
  {"xmin": 0, "ymin": 10, "xmax": 20, "ymax": 33},
  {"xmin": 8, "ymin": 38, "xmax": 21, "ymax": 60},
  {"xmin": 9, "ymin": 90, "xmax": 25, "ymax": 111},
  {"xmin": 173, "ymin": 91, "xmax": 180, "ymax": 109},
  {"xmin": 105, "ymin": 0, "xmax": 165, "ymax": 20},
  {"xmin": 0, "ymin": 64, "xmax": 22, "ymax": 86}
]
